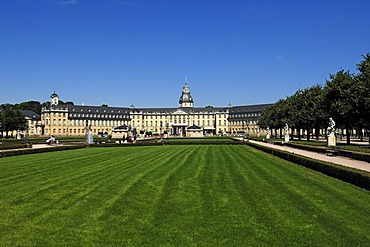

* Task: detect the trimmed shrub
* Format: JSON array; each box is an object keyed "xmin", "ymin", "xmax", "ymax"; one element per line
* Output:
[
  {"xmin": 0, "ymin": 144, "xmax": 86, "ymax": 158},
  {"xmin": 0, "ymin": 144, "xmax": 30, "ymax": 150}
]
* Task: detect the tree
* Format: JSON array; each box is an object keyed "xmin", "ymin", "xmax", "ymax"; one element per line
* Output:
[
  {"xmin": 16, "ymin": 101, "xmax": 42, "ymax": 114},
  {"xmin": 356, "ymin": 53, "xmax": 370, "ymax": 143},
  {"xmin": 305, "ymin": 85, "xmax": 327, "ymax": 141},
  {"xmin": 58, "ymin": 100, "xmax": 74, "ymax": 105},
  {"xmin": 290, "ymin": 85, "xmax": 326, "ymax": 141},
  {"xmin": 323, "ymin": 70, "xmax": 359, "ymax": 144},
  {"xmin": 285, "ymin": 91, "xmax": 305, "ymax": 139},
  {"xmin": 259, "ymin": 99, "xmax": 288, "ymax": 138},
  {"xmin": 0, "ymin": 106, "xmax": 27, "ymax": 138}
]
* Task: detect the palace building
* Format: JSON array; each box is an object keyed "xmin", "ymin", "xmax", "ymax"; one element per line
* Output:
[{"xmin": 38, "ymin": 83, "xmax": 272, "ymax": 138}]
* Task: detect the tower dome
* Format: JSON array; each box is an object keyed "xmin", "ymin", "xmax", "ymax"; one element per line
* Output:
[
  {"xmin": 50, "ymin": 91, "xmax": 59, "ymax": 106},
  {"xmin": 179, "ymin": 83, "xmax": 194, "ymax": 108}
]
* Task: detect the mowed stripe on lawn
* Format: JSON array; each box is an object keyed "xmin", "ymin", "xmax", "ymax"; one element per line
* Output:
[{"xmin": 0, "ymin": 145, "xmax": 370, "ymax": 246}]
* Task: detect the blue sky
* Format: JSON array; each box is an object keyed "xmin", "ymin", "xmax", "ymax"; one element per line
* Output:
[{"xmin": 1, "ymin": 0, "xmax": 369, "ymax": 108}]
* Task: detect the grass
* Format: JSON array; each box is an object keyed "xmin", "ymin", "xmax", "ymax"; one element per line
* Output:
[{"xmin": 1, "ymin": 145, "xmax": 370, "ymax": 246}]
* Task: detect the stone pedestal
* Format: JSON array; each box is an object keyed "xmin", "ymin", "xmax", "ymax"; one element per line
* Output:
[
  {"xmin": 284, "ymin": 134, "xmax": 289, "ymax": 143},
  {"xmin": 328, "ymin": 133, "xmax": 336, "ymax": 147}
]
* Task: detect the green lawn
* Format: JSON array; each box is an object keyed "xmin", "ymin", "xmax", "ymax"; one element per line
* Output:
[{"xmin": 1, "ymin": 145, "xmax": 370, "ymax": 246}]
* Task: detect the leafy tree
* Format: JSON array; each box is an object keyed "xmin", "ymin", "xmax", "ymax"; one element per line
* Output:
[
  {"xmin": 259, "ymin": 99, "xmax": 288, "ymax": 138},
  {"xmin": 16, "ymin": 101, "xmax": 42, "ymax": 114},
  {"xmin": 260, "ymin": 54, "xmax": 369, "ymax": 143},
  {"xmin": 284, "ymin": 91, "xmax": 304, "ymax": 139},
  {"xmin": 259, "ymin": 106, "xmax": 274, "ymax": 129},
  {"xmin": 58, "ymin": 100, "xmax": 74, "ymax": 105},
  {"xmin": 290, "ymin": 85, "xmax": 326, "ymax": 141},
  {"xmin": 356, "ymin": 53, "xmax": 370, "ymax": 142},
  {"xmin": 0, "ymin": 106, "xmax": 27, "ymax": 138},
  {"xmin": 306, "ymin": 85, "xmax": 327, "ymax": 140},
  {"xmin": 323, "ymin": 69, "xmax": 359, "ymax": 144}
]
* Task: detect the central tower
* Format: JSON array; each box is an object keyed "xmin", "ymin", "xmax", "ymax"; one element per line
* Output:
[{"xmin": 179, "ymin": 83, "xmax": 194, "ymax": 108}]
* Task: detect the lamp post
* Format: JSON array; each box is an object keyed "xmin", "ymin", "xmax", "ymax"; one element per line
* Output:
[
  {"xmin": 166, "ymin": 122, "xmax": 169, "ymax": 140},
  {"xmin": 160, "ymin": 121, "xmax": 163, "ymax": 139},
  {"xmin": 247, "ymin": 123, "xmax": 250, "ymax": 138},
  {"xmin": 25, "ymin": 123, "xmax": 29, "ymax": 146}
]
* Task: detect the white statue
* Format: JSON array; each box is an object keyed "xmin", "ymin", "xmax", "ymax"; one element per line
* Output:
[
  {"xmin": 284, "ymin": 124, "xmax": 289, "ymax": 135},
  {"xmin": 266, "ymin": 127, "xmax": 271, "ymax": 139},
  {"xmin": 284, "ymin": 123, "xmax": 289, "ymax": 143},
  {"xmin": 327, "ymin": 117, "xmax": 336, "ymax": 147},
  {"xmin": 327, "ymin": 117, "xmax": 336, "ymax": 134},
  {"xmin": 86, "ymin": 126, "xmax": 93, "ymax": 144}
]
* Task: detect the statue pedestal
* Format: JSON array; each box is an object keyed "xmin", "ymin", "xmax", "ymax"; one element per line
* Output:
[
  {"xmin": 284, "ymin": 134, "xmax": 289, "ymax": 143},
  {"xmin": 266, "ymin": 134, "xmax": 270, "ymax": 140},
  {"xmin": 327, "ymin": 133, "xmax": 336, "ymax": 147}
]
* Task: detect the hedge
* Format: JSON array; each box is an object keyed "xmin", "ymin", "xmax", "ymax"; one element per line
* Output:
[
  {"xmin": 88, "ymin": 139, "xmax": 244, "ymax": 147},
  {"xmin": 246, "ymin": 141, "xmax": 370, "ymax": 191},
  {"xmin": 0, "ymin": 144, "xmax": 86, "ymax": 158},
  {"xmin": 0, "ymin": 144, "xmax": 31, "ymax": 150}
]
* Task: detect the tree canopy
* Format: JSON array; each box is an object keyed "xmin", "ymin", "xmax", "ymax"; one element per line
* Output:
[
  {"xmin": 0, "ymin": 105, "xmax": 28, "ymax": 137},
  {"xmin": 259, "ymin": 53, "xmax": 369, "ymax": 144}
]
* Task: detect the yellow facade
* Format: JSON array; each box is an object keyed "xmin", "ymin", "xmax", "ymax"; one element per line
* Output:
[{"xmin": 37, "ymin": 84, "xmax": 270, "ymax": 138}]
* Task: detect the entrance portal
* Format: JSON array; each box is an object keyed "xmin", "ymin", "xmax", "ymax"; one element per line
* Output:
[{"xmin": 172, "ymin": 124, "xmax": 187, "ymax": 137}]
